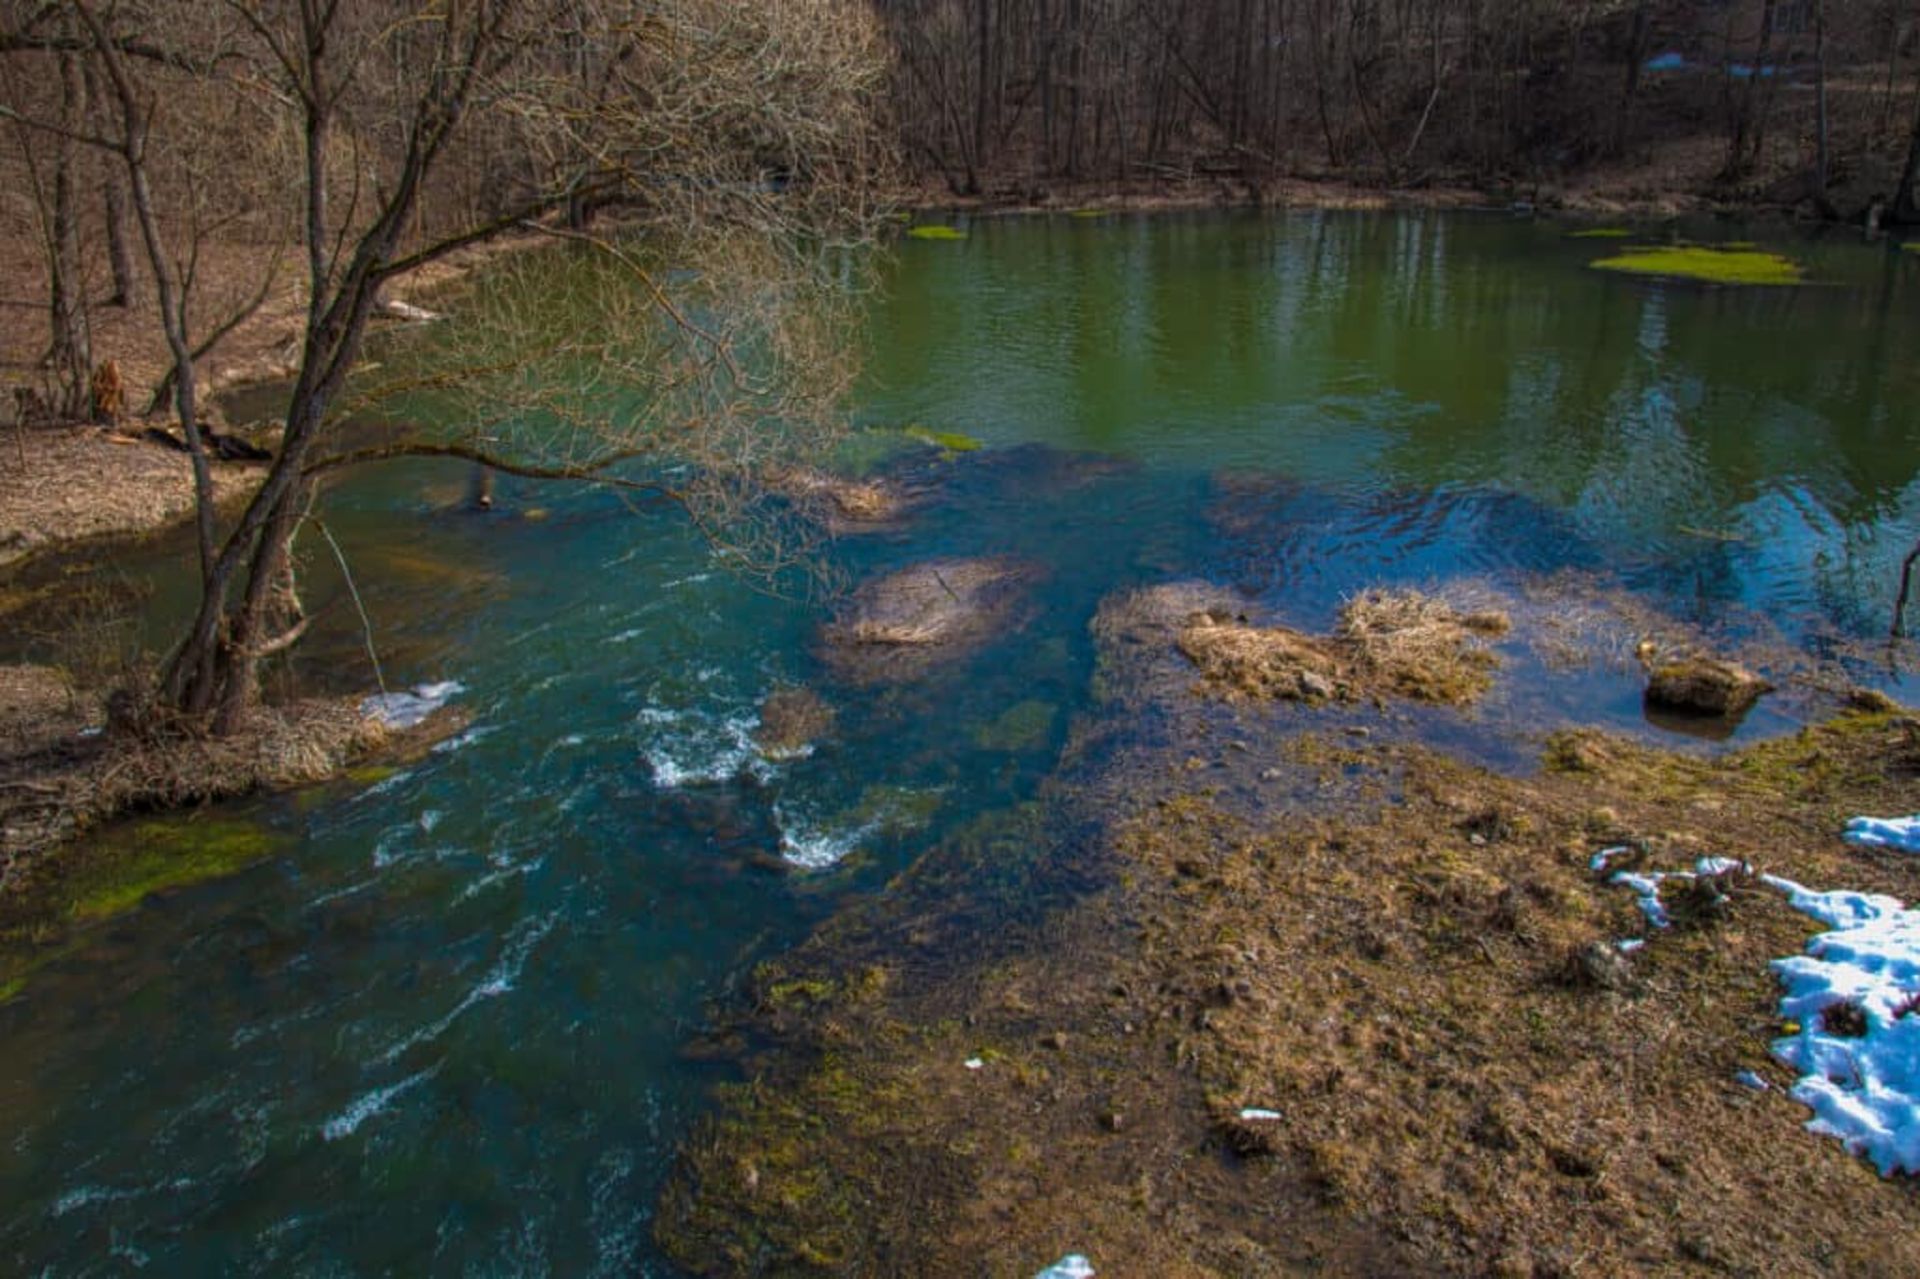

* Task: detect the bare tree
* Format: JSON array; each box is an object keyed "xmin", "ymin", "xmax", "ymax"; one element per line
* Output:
[{"xmin": 59, "ymin": 0, "xmax": 890, "ymax": 734}]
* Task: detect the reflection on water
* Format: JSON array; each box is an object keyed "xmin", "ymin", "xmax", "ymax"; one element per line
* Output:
[{"xmin": 1, "ymin": 211, "xmax": 1916, "ymax": 1274}]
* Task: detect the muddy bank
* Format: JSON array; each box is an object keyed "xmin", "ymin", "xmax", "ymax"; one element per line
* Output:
[
  {"xmin": 0, "ymin": 427, "xmax": 265, "ymax": 570},
  {"xmin": 658, "ymin": 557, "xmax": 1920, "ymax": 1274}
]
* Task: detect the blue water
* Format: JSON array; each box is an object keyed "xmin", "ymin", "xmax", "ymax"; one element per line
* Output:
[{"xmin": 1, "ymin": 210, "xmax": 1916, "ymax": 1274}]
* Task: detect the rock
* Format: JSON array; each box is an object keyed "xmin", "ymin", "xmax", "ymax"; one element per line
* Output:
[
  {"xmin": 818, "ymin": 557, "xmax": 1040, "ymax": 685},
  {"xmin": 755, "ymin": 685, "xmax": 834, "ymax": 760},
  {"xmin": 1299, "ymin": 670, "xmax": 1336, "ymax": 700},
  {"xmin": 1041, "ymin": 1030, "xmax": 1069, "ymax": 1051},
  {"xmin": 763, "ymin": 465, "xmax": 910, "ymax": 530},
  {"xmin": 1644, "ymin": 658, "xmax": 1772, "ymax": 717},
  {"xmin": 1565, "ymin": 940, "xmax": 1631, "ymax": 991}
]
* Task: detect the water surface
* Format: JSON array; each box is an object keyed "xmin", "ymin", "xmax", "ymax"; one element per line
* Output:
[{"xmin": 2, "ymin": 211, "xmax": 1916, "ymax": 1274}]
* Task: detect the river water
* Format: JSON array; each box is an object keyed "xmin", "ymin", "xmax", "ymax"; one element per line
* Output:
[{"xmin": 2, "ymin": 212, "xmax": 1916, "ymax": 1274}]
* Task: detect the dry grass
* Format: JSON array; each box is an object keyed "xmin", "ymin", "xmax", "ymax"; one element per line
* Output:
[
  {"xmin": 1173, "ymin": 587, "xmax": 1511, "ymax": 707},
  {"xmin": 661, "ymin": 710, "xmax": 1920, "ymax": 1277},
  {"xmin": 761, "ymin": 464, "xmax": 910, "ymax": 530},
  {"xmin": 0, "ymin": 692, "xmax": 384, "ymax": 890},
  {"xmin": 755, "ymin": 684, "xmax": 835, "ymax": 760},
  {"xmin": 0, "ymin": 426, "xmax": 264, "ymax": 569}
]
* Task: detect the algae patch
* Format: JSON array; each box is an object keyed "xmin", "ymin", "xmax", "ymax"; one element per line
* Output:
[
  {"xmin": 906, "ymin": 224, "xmax": 968, "ymax": 241},
  {"xmin": 973, "ymin": 699, "xmax": 1057, "ymax": 752},
  {"xmin": 1589, "ymin": 245, "xmax": 1804, "ymax": 285},
  {"xmin": 1567, "ymin": 227, "xmax": 1632, "ymax": 239},
  {"xmin": 65, "ymin": 815, "xmax": 287, "ymax": 921},
  {"xmin": 902, "ymin": 424, "xmax": 984, "ymax": 453}
]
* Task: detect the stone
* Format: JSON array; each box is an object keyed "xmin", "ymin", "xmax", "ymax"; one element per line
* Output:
[{"xmin": 1644, "ymin": 658, "xmax": 1772, "ymax": 717}]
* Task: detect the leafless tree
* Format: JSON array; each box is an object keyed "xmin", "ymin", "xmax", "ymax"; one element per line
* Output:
[{"xmin": 13, "ymin": 0, "xmax": 891, "ymax": 734}]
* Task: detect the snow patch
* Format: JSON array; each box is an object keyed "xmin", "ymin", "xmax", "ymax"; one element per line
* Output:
[
  {"xmin": 1763, "ymin": 874, "xmax": 1920, "ymax": 1175},
  {"xmin": 361, "ymin": 681, "xmax": 463, "ymax": 730},
  {"xmin": 1844, "ymin": 816, "xmax": 1920, "ymax": 853}
]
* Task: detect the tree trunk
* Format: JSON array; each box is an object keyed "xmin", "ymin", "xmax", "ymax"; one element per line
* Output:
[
  {"xmin": 1894, "ymin": 85, "xmax": 1920, "ymax": 224},
  {"xmin": 47, "ymin": 52, "xmax": 90, "ymax": 421}
]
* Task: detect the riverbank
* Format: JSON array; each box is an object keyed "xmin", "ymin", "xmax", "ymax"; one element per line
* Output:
[
  {"xmin": 657, "ymin": 664, "xmax": 1920, "ymax": 1274},
  {"xmin": 0, "ymin": 228, "xmax": 541, "ymax": 571}
]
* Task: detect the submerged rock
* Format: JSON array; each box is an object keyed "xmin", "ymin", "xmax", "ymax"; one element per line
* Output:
[
  {"xmin": 755, "ymin": 685, "xmax": 835, "ymax": 760},
  {"xmin": 818, "ymin": 557, "xmax": 1041, "ymax": 684},
  {"xmin": 1644, "ymin": 657, "xmax": 1772, "ymax": 718},
  {"xmin": 762, "ymin": 465, "xmax": 912, "ymax": 530}
]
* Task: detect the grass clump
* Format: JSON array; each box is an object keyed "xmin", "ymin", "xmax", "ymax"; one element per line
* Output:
[
  {"xmin": 1589, "ymin": 244, "xmax": 1804, "ymax": 285},
  {"xmin": 906, "ymin": 224, "xmax": 967, "ymax": 241}
]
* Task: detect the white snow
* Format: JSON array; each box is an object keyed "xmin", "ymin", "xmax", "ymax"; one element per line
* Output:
[
  {"xmin": 1762, "ymin": 873, "xmax": 1920, "ymax": 1175},
  {"xmin": 1589, "ymin": 845, "xmax": 1630, "ymax": 872},
  {"xmin": 1843, "ymin": 816, "xmax": 1920, "ymax": 853},
  {"xmin": 361, "ymin": 681, "xmax": 463, "ymax": 730},
  {"xmin": 1597, "ymin": 837, "xmax": 1920, "ymax": 1176}
]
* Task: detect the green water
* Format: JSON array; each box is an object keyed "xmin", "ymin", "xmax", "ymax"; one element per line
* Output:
[{"xmin": 1, "ymin": 211, "xmax": 1916, "ymax": 1275}]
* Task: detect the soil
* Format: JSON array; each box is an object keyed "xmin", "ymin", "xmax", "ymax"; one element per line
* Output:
[
  {"xmin": 656, "ymin": 570, "xmax": 1920, "ymax": 1276},
  {"xmin": 0, "ymin": 228, "xmax": 542, "ymax": 570},
  {"xmin": 0, "ymin": 424, "xmax": 265, "ymax": 569}
]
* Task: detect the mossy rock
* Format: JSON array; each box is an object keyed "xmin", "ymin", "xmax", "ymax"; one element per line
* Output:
[
  {"xmin": 1589, "ymin": 245, "xmax": 1804, "ymax": 285},
  {"xmin": 1644, "ymin": 657, "xmax": 1773, "ymax": 718},
  {"xmin": 906, "ymin": 224, "xmax": 967, "ymax": 241}
]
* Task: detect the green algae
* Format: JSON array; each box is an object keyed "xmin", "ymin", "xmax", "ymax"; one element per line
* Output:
[
  {"xmin": 1568, "ymin": 227, "xmax": 1632, "ymax": 239},
  {"xmin": 906, "ymin": 224, "xmax": 968, "ymax": 241},
  {"xmin": 1588, "ymin": 244, "xmax": 1804, "ymax": 285},
  {"xmin": 65, "ymin": 816, "xmax": 287, "ymax": 921},
  {"xmin": 972, "ymin": 699, "xmax": 1057, "ymax": 752},
  {"xmin": 902, "ymin": 424, "xmax": 983, "ymax": 453}
]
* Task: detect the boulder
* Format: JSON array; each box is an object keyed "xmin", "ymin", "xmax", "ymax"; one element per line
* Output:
[
  {"xmin": 818, "ymin": 557, "xmax": 1039, "ymax": 684},
  {"xmin": 1644, "ymin": 658, "xmax": 1772, "ymax": 718}
]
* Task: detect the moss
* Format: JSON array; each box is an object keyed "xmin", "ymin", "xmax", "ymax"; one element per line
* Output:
[
  {"xmin": 1903, "ymin": 241, "xmax": 1920, "ymax": 255},
  {"xmin": 1568, "ymin": 227, "xmax": 1633, "ymax": 239},
  {"xmin": 902, "ymin": 424, "xmax": 983, "ymax": 453},
  {"xmin": 65, "ymin": 815, "xmax": 287, "ymax": 921},
  {"xmin": 1589, "ymin": 244, "xmax": 1805, "ymax": 285},
  {"xmin": 906, "ymin": 224, "xmax": 967, "ymax": 241},
  {"xmin": 973, "ymin": 699, "xmax": 1057, "ymax": 752},
  {"xmin": 0, "ymin": 972, "xmax": 24, "ymax": 1004}
]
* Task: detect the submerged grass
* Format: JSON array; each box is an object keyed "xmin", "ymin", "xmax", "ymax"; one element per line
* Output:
[{"xmin": 1589, "ymin": 244, "xmax": 1805, "ymax": 285}]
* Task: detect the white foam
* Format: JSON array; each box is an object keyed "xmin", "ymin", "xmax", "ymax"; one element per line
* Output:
[
  {"xmin": 321, "ymin": 1065, "xmax": 440, "ymax": 1142},
  {"xmin": 1237, "ymin": 1108, "xmax": 1283, "ymax": 1121},
  {"xmin": 1844, "ymin": 816, "xmax": 1920, "ymax": 853},
  {"xmin": 637, "ymin": 706, "xmax": 767, "ymax": 789},
  {"xmin": 375, "ymin": 913, "xmax": 558, "ymax": 1065}
]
